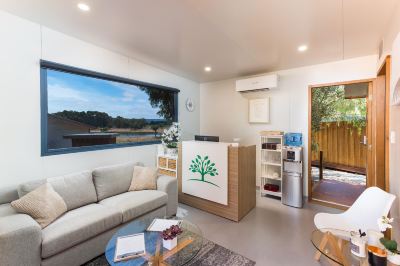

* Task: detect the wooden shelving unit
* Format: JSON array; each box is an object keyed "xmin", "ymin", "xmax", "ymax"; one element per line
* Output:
[
  {"xmin": 157, "ymin": 145, "xmax": 178, "ymax": 178},
  {"xmin": 260, "ymin": 134, "xmax": 283, "ymax": 198}
]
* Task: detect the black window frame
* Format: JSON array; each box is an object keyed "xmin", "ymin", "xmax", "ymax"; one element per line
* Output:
[{"xmin": 40, "ymin": 60, "xmax": 179, "ymax": 156}]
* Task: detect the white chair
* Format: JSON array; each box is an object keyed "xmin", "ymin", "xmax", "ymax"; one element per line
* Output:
[
  {"xmin": 314, "ymin": 186, "xmax": 396, "ymax": 233},
  {"xmin": 313, "ymin": 187, "xmax": 395, "ymax": 264}
]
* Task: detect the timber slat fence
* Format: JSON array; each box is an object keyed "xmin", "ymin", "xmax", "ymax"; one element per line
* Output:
[{"xmin": 311, "ymin": 122, "xmax": 367, "ymax": 170}]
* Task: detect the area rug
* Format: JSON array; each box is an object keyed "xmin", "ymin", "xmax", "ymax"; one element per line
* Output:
[{"xmin": 83, "ymin": 237, "xmax": 255, "ymax": 266}]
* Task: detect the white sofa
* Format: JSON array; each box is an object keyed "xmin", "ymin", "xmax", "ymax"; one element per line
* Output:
[{"xmin": 0, "ymin": 162, "xmax": 178, "ymax": 266}]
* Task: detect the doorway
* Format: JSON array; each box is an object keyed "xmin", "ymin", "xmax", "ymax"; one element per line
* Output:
[{"xmin": 309, "ymin": 82, "xmax": 369, "ymax": 207}]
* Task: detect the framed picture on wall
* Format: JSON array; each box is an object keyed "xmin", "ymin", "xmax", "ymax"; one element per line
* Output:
[{"xmin": 249, "ymin": 97, "xmax": 270, "ymax": 123}]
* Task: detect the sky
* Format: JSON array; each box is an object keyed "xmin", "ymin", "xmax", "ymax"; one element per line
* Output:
[{"xmin": 47, "ymin": 69, "xmax": 164, "ymax": 119}]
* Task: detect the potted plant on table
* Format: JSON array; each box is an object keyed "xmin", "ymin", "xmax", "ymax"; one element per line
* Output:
[
  {"xmin": 161, "ymin": 225, "xmax": 183, "ymax": 250},
  {"xmin": 161, "ymin": 123, "xmax": 181, "ymax": 156},
  {"xmin": 379, "ymin": 216, "xmax": 400, "ymax": 265}
]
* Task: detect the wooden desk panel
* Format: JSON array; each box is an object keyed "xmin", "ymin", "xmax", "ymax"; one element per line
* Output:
[{"xmin": 238, "ymin": 145, "xmax": 257, "ymax": 220}]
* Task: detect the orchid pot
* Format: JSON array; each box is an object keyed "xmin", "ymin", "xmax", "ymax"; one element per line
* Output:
[
  {"xmin": 161, "ymin": 224, "xmax": 183, "ymax": 251},
  {"xmin": 163, "ymin": 237, "xmax": 178, "ymax": 250},
  {"xmin": 166, "ymin": 147, "xmax": 178, "ymax": 156},
  {"xmin": 378, "ymin": 216, "xmax": 400, "ymax": 265}
]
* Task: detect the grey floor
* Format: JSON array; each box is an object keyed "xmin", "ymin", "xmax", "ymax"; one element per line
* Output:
[{"xmin": 177, "ymin": 194, "xmax": 341, "ymax": 266}]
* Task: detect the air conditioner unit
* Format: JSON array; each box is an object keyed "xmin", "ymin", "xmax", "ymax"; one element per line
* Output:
[{"xmin": 236, "ymin": 74, "xmax": 278, "ymax": 92}]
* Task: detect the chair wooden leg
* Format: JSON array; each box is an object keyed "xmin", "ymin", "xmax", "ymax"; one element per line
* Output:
[{"xmin": 314, "ymin": 233, "xmax": 329, "ymax": 261}]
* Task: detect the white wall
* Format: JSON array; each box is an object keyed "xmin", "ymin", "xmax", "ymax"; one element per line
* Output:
[
  {"xmin": 0, "ymin": 11, "xmax": 200, "ymax": 188},
  {"xmin": 378, "ymin": 3, "xmax": 400, "ymax": 70},
  {"xmin": 387, "ymin": 9, "xmax": 400, "ymax": 220},
  {"xmin": 374, "ymin": 2, "xmax": 400, "ymax": 240},
  {"xmin": 200, "ymin": 55, "xmax": 378, "ymax": 195},
  {"xmin": 390, "ymin": 96, "xmax": 400, "ymax": 219}
]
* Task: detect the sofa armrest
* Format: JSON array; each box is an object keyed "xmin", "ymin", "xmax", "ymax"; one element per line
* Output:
[
  {"xmin": 0, "ymin": 214, "xmax": 42, "ymax": 266},
  {"xmin": 157, "ymin": 175, "xmax": 178, "ymax": 217}
]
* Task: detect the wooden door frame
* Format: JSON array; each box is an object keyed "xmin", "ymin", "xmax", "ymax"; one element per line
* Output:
[
  {"xmin": 377, "ymin": 55, "xmax": 391, "ymax": 192},
  {"xmin": 307, "ymin": 78, "xmax": 375, "ymax": 209},
  {"xmin": 366, "ymin": 81, "xmax": 374, "ymax": 188}
]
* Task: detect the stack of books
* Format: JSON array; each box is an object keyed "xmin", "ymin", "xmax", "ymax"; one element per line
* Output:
[{"xmin": 114, "ymin": 233, "xmax": 146, "ymax": 262}]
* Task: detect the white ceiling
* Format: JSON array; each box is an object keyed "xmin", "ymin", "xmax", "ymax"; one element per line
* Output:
[{"xmin": 0, "ymin": 0, "xmax": 398, "ymax": 82}]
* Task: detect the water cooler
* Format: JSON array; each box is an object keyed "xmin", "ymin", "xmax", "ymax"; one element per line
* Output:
[{"xmin": 282, "ymin": 146, "xmax": 303, "ymax": 208}]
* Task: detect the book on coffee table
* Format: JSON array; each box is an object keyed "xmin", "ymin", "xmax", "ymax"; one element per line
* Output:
[
  {"xmin": 147, "ymin": 219, "xmax": 182, "ymax": 232},
  {"xmin": 114, "ymin": 233, "xmax": 146, "ymax": 262}
]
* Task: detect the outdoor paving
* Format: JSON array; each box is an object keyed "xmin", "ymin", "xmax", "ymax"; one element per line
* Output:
[
  {"xmin": 311, "ymin": 167, "xmax": 366, "ymax": 206},
  {"xmin": 311, "ymin": 167, "xmax": 366, "ymax": 186}
]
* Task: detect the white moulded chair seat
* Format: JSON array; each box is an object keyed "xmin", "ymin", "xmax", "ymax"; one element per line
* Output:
[{"xmin": 314, "ymin": 186, "xmax": 396, "ymax": 234}]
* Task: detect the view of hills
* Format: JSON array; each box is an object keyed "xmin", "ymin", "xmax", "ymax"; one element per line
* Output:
[{"xmin": 52, "ymin": 110, "xmax": 169, "ymax": 130}]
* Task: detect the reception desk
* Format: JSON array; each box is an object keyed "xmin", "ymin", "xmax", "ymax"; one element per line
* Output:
[{"xmin": 178, "ymin": 141, "xmax": 256, "ymax": 222}]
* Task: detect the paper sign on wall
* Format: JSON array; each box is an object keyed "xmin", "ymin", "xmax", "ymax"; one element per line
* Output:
[
  {"xmin": 249, "ymin": 97, "xmax": 270, "ymax": 123},
  {"xmin": 182, "ymin": 141, "xmax": 229, "ymax": 205}
]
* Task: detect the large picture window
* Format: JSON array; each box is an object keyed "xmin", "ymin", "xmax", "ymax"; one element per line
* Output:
[{"xmin": 40, "ymin": 60, "xmax": 179, "ymax": 156}]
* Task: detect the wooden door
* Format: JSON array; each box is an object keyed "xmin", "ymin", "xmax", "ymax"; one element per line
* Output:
[
  {"xmin": 367, "ymin": 77, "xmax": 386, "ymax": 189},
  {"xmin": 308, "ymin": 78, "xmax": 389, "ymax": 209}
]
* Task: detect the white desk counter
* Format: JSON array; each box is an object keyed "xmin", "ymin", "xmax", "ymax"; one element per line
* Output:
[{"xmin": 178, "ymin": 141, "xmax": 256, "ymax": 222}]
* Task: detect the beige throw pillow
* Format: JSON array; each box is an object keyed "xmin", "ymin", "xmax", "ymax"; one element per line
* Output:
[
  {"xmin": 11, "ymin": 183, "xmax": 67, "ymax": 228},
  {"xmin": 129, "ymin": 166, "xmax": 158, "ymax": 191}
]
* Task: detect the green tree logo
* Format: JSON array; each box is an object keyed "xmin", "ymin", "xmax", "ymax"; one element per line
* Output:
[{"xmin": 188, "ymin": 155, "xmax": 220, "ymax": 187}]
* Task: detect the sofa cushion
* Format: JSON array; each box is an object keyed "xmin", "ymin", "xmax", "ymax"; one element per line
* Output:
[
  {"xmin": 18, "ymin": 179, "xmax": 46, "ymax": 198},
  {"xmin": 0, "ymin": 186, "xmax": 19, "ymax": 204},
  {"xmin": 0, "ymin": 203, "xmax": 17, "ymax": 217},
  {"xmin": 41, "ymin": 204, "xmax": 122, "ymax": 258},
  {"xmin": 11, "ymin": 183, "xmax": 67, "ymax": 228},
  {"xmin": 17, "ymin": 171, "xmax": 97, "ymax": 211},
  {"xmin": 129, "ymin": 166, "xmax": 158, "ymax": 191},
  {"xmin": 99, "ymin": 190, "xmax": 168, "ymax": 223},
  {"xmin": 92, "ymin": 162, "xmax": 136, "ymax": 201},
  {"xmin": 48, "ymin": 171, "xmax": 97, "ymax": 211}
]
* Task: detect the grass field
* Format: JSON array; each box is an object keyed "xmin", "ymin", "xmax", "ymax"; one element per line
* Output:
[{"xmin": 116, "ymin": 135, "xmax": 160, "ymax": 143}]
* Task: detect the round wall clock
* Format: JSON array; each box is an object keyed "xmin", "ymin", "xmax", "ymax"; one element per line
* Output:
[{"xmin": 186, "ymin": 98, "xmax": 195, "ymax": 112}]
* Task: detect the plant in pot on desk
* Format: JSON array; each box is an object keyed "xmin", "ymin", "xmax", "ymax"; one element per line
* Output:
[
  {"xmin": 378, "ymin": 216, "xmax": 400, "ymax": 265},
  {"xmin": 161, "ymin": 225, "xmax": 183, "ymax": 250},
  {"xmin": 161, "ymin": 123, "xmax": 181, "ymax": 156}
]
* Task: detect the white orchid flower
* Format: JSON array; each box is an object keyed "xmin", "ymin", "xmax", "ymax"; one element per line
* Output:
[
  {"xmin": 378, "ymin": 216, "xmax": 394, "ymax": 232},
  {"xmin": 161, "ymin": 123, "xmax": 181, "ymax": 146}
]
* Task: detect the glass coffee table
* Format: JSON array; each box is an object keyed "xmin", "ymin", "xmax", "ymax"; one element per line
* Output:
[
  {"xmin": 311, "ymin": 228, "xmax": 369, "ymax": 266},
  {"xmin": 105, "ymin": 218, "xmax": 203, "ymax": 266}
]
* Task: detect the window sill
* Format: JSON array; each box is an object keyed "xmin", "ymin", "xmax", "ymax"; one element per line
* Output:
[{"xmin": 41, "ymin": 140, "xmax": 161, "ymax": 156}]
